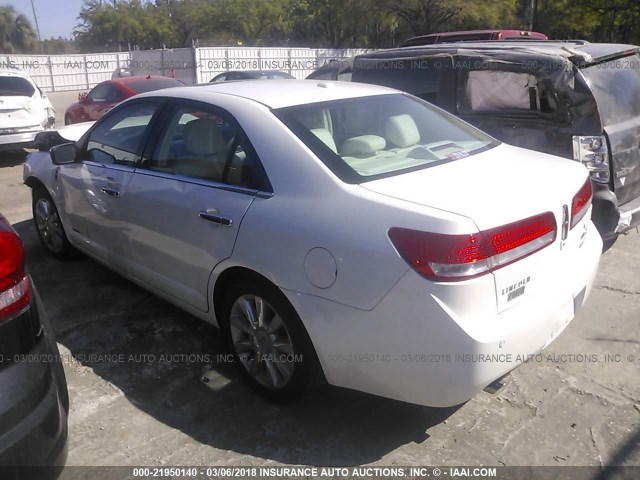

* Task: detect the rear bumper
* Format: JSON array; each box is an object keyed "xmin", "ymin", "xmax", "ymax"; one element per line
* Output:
[
  {"xmin": 287, "ymin": 220, "xmax": 602, "ymax": 407},
  {"xmin": 592, "ymin": 183, "xmax": 640, "ymax": 239},
  {"xmin": 0, "ymin": 352, "xmax": 69, "ymax": 467},
  {"xmin": 0, "ymin": 292, "xmax": 68, "ymax": 473},
  {"xmin": 0, "ymin": 131, "xmax": 42, "ymax": 150},
  {"xmin": 615, "ymin": 195, "xmax": 640, "ymax": 235}
]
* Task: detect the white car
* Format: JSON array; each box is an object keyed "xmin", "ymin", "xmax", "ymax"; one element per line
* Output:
[
  {"xmin": 23, "ymin": 80, "xmax": 602, "ymax": 407},
  {"xmin": 0, "ymin": 69, "xmax": 55, "ymax": 150}
]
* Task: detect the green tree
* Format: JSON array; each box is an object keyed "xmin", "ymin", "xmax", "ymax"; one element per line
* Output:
[{"xmin": 0, "ymin": 5, "xmax": 39, "ymax": 53}]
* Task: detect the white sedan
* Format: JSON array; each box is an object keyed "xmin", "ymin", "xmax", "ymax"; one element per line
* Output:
[{"xmin": 23, "ymin": 80, "xmax": 602, "ymax": 407}]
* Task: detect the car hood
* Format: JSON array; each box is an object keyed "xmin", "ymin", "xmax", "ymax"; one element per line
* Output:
[
  {"xmin": 32, "ymin": 121, "xmax": 94, "ymax": 151},
  {"xmin": 360, "ymin": 143, "xmax": 590, "ymax": 231}
]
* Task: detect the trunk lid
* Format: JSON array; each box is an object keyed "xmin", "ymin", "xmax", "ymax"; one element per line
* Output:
[
  {"xmin": 0, "ymin": 95, "xmax": 42, "ymax": 129},
  {"xmin": 360, "ymin": 143, "xmax": 588, "ymax": 231}
]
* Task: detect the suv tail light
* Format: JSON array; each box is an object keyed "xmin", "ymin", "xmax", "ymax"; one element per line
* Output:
[
  {"xmin": 388, "ymin": 212, "xmax": 557, "ymax": 282},
  {"xmin": 571, "ymin": 177, "xmax": 593, "ymax": 229},
  {"xmin": 0, "ymin": 215, "xmax": 31, "ymax": 320},
  {"xmin": 572, "ymin": 135, "xmax": 610, "ymax": 184}
]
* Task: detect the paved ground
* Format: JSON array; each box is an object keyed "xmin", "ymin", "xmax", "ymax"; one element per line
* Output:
[
  {"xmin": 48, "ymin": 90, "xmax": 84, "ymax": 128},
  {"xmin": 0, "ymin": 103, "xmax": 639, "ymax": 468}
]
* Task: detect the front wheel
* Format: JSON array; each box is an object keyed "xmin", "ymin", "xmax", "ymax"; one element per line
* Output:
[
  {"xmin": 32, "ymin": 188, "xmax": 76, "ymax": 259},
  {"xmin": 222, "ymin": 278, "xmax": 324, "ymax": 402}
]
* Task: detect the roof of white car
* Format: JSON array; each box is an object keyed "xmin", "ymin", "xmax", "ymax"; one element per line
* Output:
[
  {"xmin": 137, "ymin": 80, "xmax": 397, "ymax": 109},
  {"xmin": 0, "ymin": 68, "xmax": 33, "ymax": 78}
]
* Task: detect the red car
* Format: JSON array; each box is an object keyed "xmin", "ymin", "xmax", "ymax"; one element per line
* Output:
[
  {"xmin": 399, "ymin": 29, "xmax": 548, "ymax": 47},
  {"xmin": 64, "ymin": 76, "xmax": 184, "ymax": 125}
]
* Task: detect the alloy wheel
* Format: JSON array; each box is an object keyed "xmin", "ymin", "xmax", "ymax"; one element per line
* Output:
[{"xmin": 229, "ymin": 294, "xmax": 295, "ymax": 389}]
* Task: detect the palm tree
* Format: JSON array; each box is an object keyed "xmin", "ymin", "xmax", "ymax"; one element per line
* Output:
[{"xmin": 0, "ymin": 6, "xmax": 38, "ymax": 53}]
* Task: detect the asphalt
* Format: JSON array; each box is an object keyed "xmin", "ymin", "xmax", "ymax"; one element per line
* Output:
[{"xmin": 0, "ymin": 91, "xmax": 637, "ymax": 470}]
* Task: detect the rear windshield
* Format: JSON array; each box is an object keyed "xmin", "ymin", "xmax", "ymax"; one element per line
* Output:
[
  {"xmin": 581, "ymin": 54, "xmax": 640, "ymax": 125},
  {"xmin": 259, "ymin": 73, "xmax": 294, "ymax": 79},
  {"xmin": 0, "ymin": 76, "xmax": 35, "ymax": 97},
  {"xmin": 127, "ymin": 78, "xmax": 183, "ymax": 94},
  {"xmin": 274, "ymin": 93, "xmax": 497, "ymax": 183}
]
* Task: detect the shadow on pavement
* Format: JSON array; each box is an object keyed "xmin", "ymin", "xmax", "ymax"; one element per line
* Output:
[
  {"xmin": 13, "ymin": 219, "xmax": 459, "ymax": 466},
  {"xmin": 0, "ymin": 150, "xmax": 28, "ymax": 168}
]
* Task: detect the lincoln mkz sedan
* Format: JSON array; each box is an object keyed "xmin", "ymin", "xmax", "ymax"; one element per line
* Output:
[{"xmin": 23, "ymin": 81, "xmax": 601, "ymax": 407}]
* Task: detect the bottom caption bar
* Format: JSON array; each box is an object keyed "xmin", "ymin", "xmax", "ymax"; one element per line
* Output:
[{"xmin": 0, "ymin": 465, "xmax": 636, "ymax": 480}]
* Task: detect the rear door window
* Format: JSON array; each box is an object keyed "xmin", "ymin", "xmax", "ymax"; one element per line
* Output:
[
  {"xmin": 351, "ymin": 57, "xmax": 447, "ymax": 105},
  {"xmin": 581, "ymin": 54, "xmax": 640, "ymax": 125}
]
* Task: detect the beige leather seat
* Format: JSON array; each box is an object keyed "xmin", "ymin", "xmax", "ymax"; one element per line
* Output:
[
  {"xmin": 175, "ymin": 118, "xmax": 228, "ymax": 181},
  {"xmin": 384, "ymin": 114, "xmax": 421, "ymax": 151}
]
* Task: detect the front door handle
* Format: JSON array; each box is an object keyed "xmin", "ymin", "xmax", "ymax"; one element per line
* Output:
[
  {"xmin": 101, "ymin": 187, "xmax": 120, "ymax": 198},
  {"xmin": 199, "ymin": 211, "xmax": 233, "ymax": 226}
]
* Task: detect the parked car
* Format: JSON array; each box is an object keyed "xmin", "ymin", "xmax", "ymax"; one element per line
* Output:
[
  {"xmin": 399, "ymin": 29, "xmax": 548, "ymax": 47},
  {"xmin": 0, "ymin": 69, "xmax": 55, "ymax": 151},
  {"xmin": 308, "ymin": 41, "xmax": 640, "ymax": 243},
  {"xmin": 64, "ymin": 76, "xmax": 184, "ymax": 125},
  {"xmin": 24, "ymin": 80, "xmax": 601, "ymax": 407},
  {"xmin": 0, "ymin": 213, "xmax": 68, "ymax": 475},
  {"xmin": 210, "ymin": 70, "xmax": 295, "ymax": 82},
  {"xmin": 111, "ymin": 67, "xmax": 134, "ymax": 79}
]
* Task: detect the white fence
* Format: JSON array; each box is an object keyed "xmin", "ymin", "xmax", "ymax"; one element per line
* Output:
[
  {"xmin": 1, "ymin": 52, "xmax": 131, "ymax": 92},
  {"xmin": 3, "ymin": 47, "xmax": 369, "ymax": 92}
]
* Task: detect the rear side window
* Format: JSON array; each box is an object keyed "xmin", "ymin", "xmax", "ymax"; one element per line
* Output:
[
  {"xmin": 0, "ymin": 76, "xmax": 35, "ymax": 97},
  {"xmin": 460, "ymin": 69, "xmax": 560, "ymax": 114},
  {"xmin": 352, "ymin": 58, "xmax": 445, "ymax": 104},
  {"xmin": 144, "ymin": 102, "xmax": 269, "ymax": 190},
  {"xmin": 581, "ymin": 54, "xmax": 640, "ymax": 125}
]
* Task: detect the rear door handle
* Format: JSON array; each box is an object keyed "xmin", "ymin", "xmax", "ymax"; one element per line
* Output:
[
  {"xmin": 101, "ymin": 187, "xmax": 120, "ymax": 198},
  {"xmin": 199, "ymin": 212, "xmax": 233, "ymax": 226}
]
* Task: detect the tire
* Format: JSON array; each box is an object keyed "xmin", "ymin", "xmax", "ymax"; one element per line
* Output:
[
  {"xmin": 221, "ymin": 277, "xmax": 324, "ymax": 402},
  {"xmin": 32, "ymin": 187, "xmax": 76, "ymax": 260},
  {"xmin": 64, "ymin": 114, "xmax": 72, "ymax": 126}
]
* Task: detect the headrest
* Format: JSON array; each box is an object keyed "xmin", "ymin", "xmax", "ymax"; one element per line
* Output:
[
  {"xmin": 341, "ymin": 135, "xmax": 386, "ymax": 157},
  {"xmin": 384, "ymin": 114, "xmax": 420, "ymax": 148},
  {"xmin": 184, "ymin": 119, "xmax": 226, "ymax": 156},
  {"xmin": 311, "ymin": 128, "xmax": 337, "ymax": 153}
]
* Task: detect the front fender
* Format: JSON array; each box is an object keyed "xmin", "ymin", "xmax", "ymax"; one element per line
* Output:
[{"xmin": 23, "ymin": 150, "xmax": 60, "ymax": 201}]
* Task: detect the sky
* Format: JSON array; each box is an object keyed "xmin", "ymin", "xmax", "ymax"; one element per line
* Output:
[{"xmin": 7, "ymin": 0, "xmax": 85, "ymax": 40}]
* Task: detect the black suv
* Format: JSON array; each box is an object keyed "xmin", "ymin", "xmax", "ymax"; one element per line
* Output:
[
  {"xmin": 309, "ymin": 41, "xmax": 640, "ymax": 242},
  {"xmin": 0, "ymin": 214, "xmax": 68, "ymax": 479}
]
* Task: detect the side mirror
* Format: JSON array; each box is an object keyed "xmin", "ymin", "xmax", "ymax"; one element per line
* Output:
[
  {"xmin": 51, "ymin": 143, "xmax": 77, "ymax": 165},
  {"xmin": 78, "ymin": 93, "xmax": 89, "ymax": 104}
]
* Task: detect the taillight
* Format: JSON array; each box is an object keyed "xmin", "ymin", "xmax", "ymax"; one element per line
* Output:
[
  {"xmin": 572, "ymin": 135, "xmax": 610, "ymax": 184},
  {"xmin": 571, "ymin": 177, "xmax": 593, "ymax": 229},
  {"xmin": 388, "ymin": 212, "xmax": 557, "ymax": 282},
  {"xmin": 0, "ymin": 215, "xmax": 32, "ymax": 320}
]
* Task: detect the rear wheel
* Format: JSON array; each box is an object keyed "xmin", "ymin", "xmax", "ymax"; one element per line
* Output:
[
  {"xmin": 222, "ymin": 278, "xmax": 323, "ymax": 402},
  {"xmin": 64, "ymin": 114, "xmax": 72, "ymax": 126},
  {"xmin": 32, "ymin": 188, "xmax": 75, "ymax": 259}
]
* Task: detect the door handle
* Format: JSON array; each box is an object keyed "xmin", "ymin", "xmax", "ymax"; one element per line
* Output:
[
  {"xmin": 199, "ymin": 211, "xmax": 233, "ymax": 226},
  {"xmin": 101, "ymin": 187, "xmax": 120, "ymax": 198}
]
